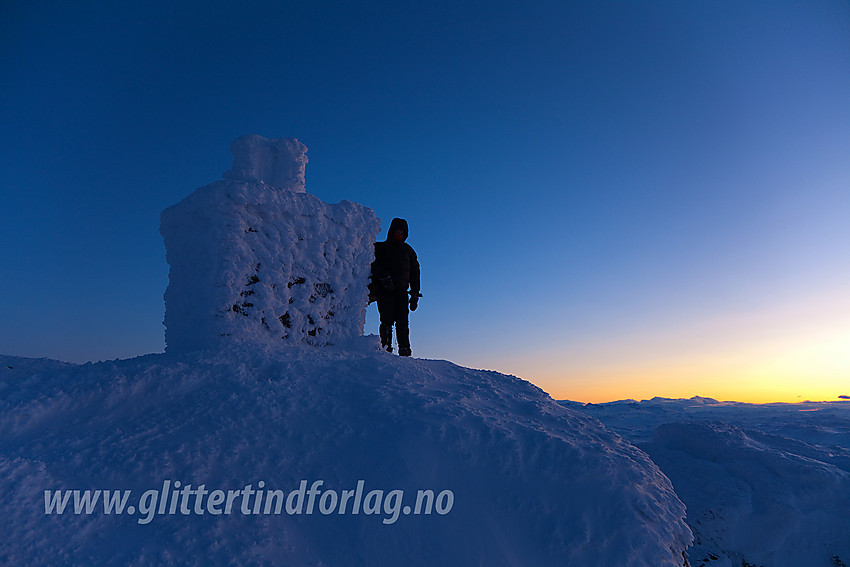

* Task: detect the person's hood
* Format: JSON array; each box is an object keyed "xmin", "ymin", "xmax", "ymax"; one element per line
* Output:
[{"xmin": 386, "ymin": 218, "xmax": 408, "ymax": 242}]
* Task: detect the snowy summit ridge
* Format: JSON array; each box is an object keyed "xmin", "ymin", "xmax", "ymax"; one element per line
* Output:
[{"xmin": 160, "ymin": 135, "xmax": 380, "ymax": 353}]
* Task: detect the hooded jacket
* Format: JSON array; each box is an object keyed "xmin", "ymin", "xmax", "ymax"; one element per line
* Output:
[{"xmin": 371, "ymin": 218, "xmax": 420, "ymax": 296}]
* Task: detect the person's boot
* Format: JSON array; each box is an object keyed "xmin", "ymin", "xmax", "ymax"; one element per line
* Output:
[
  {"xmin": 396, "ymin": 321, "xmax": 410, "ymax": 357},
  {"xmin": 379, "ymin": 323, "xmax": 393, "ymax": 353}
]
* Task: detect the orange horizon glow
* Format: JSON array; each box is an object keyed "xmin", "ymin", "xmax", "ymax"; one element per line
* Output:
[
  {"xmin": 474, "ymin": 287, "xmax": 850, "ymax": 405},
  {"xmin": 535, "ymin": 369, "xmax": 850, "ymax": 405}
]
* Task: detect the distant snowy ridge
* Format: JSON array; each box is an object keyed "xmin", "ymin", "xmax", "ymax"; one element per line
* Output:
[
  {"xmin": 565, "ymin": 397, "xmax": 850, "ymax": 567},
  {"xmin": 1, "ymin": 347, "xmax": 691, "ymax": 566}
]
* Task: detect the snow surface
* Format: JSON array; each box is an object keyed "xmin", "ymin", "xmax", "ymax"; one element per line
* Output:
[
  {"xmin": 563, "ymin": 397, "xmax": 850, "ymax": 567},
  {"xmin": 1, "ymin": 347, "xmax": 691, "ymax": 566},
  {"xmin": 160, "ymin": 136, "xmax": 380, "ymax": 352}
]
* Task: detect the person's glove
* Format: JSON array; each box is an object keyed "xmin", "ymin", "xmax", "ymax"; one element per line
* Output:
[{"xmin": 409, "ymin": 292, "xmax": 421, "ymax": 311}]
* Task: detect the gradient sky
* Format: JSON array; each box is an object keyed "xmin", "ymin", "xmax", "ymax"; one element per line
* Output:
[{"xmin": 2, "ymin": 1, "xmax": 849, "ymax": 403}]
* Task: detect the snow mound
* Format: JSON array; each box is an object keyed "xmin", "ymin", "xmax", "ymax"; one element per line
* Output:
[
  {"xmin": 569, "ymin": 397, "xmax": 850, "ymax": 567},
  {"xmin": 0, "ymin": 348, "xmax": 691, "ymax": 566},
  {"xmin": 647, "ymin": 422, "xmax": 850, "ymax": 567},
  {"xmin": 160, "ymin": 136, "xmax": 380, "ymax": 352}
]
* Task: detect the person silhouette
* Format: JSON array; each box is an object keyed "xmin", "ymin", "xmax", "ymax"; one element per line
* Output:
[{"xmin": 369, "ymin": 218, "xmax": 420, "ymax": 356}]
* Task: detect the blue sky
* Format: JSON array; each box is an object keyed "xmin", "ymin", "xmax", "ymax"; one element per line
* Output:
[{"xmin": 2, "ymin": 1, "xmax": 849, "ymax": 402}]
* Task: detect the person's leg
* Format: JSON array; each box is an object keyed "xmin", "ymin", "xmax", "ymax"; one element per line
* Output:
[
  {"xmin": 394, "ymin": 292, "xmax": 411, "ymax": 356},
  {"xmin": 376, "ymin": 296, "xmax": 394, "ymax": 352}
]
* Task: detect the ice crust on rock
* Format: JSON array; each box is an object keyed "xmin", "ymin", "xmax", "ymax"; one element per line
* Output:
[{"xmin": 160, "ymin": 135, "xmax": 380, "ymax": 352}]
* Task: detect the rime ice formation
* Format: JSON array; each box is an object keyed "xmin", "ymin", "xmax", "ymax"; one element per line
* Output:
[
  {"xmin": 223, "ymin": 134, "xmax": 308, "ymax": 191},
  {"xmin": 160, "ymin": 135, "xmax": 380, "ymax": 352}
]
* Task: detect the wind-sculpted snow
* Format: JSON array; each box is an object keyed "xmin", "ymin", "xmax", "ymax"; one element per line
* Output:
[
  {"xmin": 0, "ymin": 349, "xmax": 691, "ymax": 566},
  {"xmin": 566, "ymin": 397, "xmax": 850, "ymax": 567}
]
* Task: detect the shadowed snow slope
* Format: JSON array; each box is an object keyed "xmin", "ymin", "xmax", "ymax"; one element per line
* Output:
[
  {"xmin": 1, "ymin": 346, "xmax": 691, "ymax": 566},
  {"xmin": 565, "ymin": 397, "xmax": 850, "ymax": 567}
]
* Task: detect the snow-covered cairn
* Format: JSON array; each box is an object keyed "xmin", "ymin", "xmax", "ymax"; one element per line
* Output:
[{"xmin": 160, "ymin": 135, "xmax": 380, "ymax": 352}]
